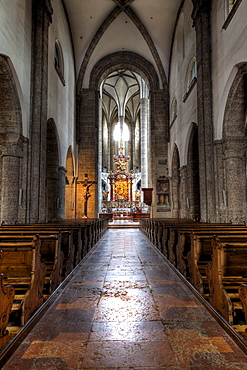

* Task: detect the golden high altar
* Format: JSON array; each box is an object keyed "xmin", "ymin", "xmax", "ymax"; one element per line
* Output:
[{"xmin": 102, "ymin": 146, "xmax": 139, "ymax": 218}]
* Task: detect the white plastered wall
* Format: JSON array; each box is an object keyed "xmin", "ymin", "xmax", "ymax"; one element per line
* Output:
[
  {"xmin": 168, "ymin": 0, "xmax": 197, "ymax": 174},
  {"xmin": 212, "ymin": 0, "xmax": 247, "ymax": 140},
  {"xmin": 0, "ymin": 0, "xmax": 32, "ymax": 138},
  {"xmin": 48, "ymin": 0, "xmax": 76, "ymax": 168}
]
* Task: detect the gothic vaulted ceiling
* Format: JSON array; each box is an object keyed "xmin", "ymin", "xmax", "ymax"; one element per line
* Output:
[{"xmin": 62, "ymin": 0, "xmax": 182, "ymax": 90}]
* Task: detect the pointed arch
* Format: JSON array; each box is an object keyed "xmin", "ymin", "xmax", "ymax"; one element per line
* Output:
[
  {"xmin": 222, "ymin": 63, "xmax": 247, "ymax": 222},
  {"xmin": 89, "ymin": 51, "xmax": 159, "ymax": 92},
  {"xmin": 46, "ymin": 118, "xmax": 60, "ymax": 221},
  {"xmin": 76, "ymin": 5, "xmax": 167, "ymax": 93},
  {"xmin": 0, "ymin": 55, "xmax": 23, "ymax": 224}
]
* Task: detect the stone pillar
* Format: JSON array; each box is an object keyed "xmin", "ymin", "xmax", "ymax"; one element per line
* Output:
[
  {"xmin": 171, "ymin": 171, "xmax": 180, "ymax": 218},
  {"xmin": 107, "ymin": 122, "xmax": 111, "ymax": 171},
  {"xmin": 214, "ymin": 140, "xmax": 226, "ymax": 222},
  {"xmin": 223, "ymin": 137, "xmax": 246, "ymax": 223},
  {"xmin": 1, "ymin": 151, "xmax": 21, "ymax": 224},
  {"xmin": 180, "ymin": 165, "xmax": 189, "ymax": 219},
  {"xmin": 140, "ymin": 98, "xmax": 149, "ymax": 188},
  {"xmin": 98, "ymin": 98, "xmax": 103, "ymax": 213},
  {"xmin": 57, "ymin": 166, "xmax": 67, "ymax": 220},
  {"xmin": 150, "ymin": 89, "xmax": 168, "ymax": 217},
  {"xmin": 29, "ymin": 0, "xmax": 53, "ymax": 223},
  {"xmin": 77, "ymin": 89, "xmax": 98, "ymax": 218},
  {"xmin": 131, "ymin": 122, "xmax": 135, "ymax": 170},
  {"xmin": 18, "ymin": 136, "xmax": 29, "ymax": 223},
  {"xmin": 192, "ymin": 0, "xmax": 215, "ymax": 222}
]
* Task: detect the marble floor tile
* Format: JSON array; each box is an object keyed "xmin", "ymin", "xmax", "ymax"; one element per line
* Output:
[{"xmin": 2, "ymin": 228, "xmax": 247, "ymax": 369}]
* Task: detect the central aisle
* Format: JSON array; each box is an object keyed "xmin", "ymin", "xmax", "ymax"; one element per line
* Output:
[{"xmin": 3, "ymin": 228, "xmax": 247, "ymax": 369}]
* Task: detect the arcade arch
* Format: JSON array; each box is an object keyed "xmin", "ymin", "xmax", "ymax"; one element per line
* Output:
[
  {"xmin": 0, "ymin": 55, "xmax": 23, "ymax": 224},
  {"xmin": 77, "ymin": 51, "xmax": 168, "ymax": 218}
]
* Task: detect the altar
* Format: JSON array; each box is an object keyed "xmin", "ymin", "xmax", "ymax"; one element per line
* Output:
[{"xmin": 101, "ymin": 145, "xmax": 143, "ymax": 217}]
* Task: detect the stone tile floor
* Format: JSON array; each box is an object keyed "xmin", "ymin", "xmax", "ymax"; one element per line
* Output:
[{"xmin": 2, "ymin": 229, "xmax": 247, "ymax": 369}]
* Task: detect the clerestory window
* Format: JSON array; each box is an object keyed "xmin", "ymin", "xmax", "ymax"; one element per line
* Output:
[
  {"xmin": 183, "ymin": 57, "xmax": 197, "ymax": 102},
  {"xmin": 54, "ymin": 39, "xmax": 65, "ymax": 86},
  {"xmin": 223, "ymin": 0, "xmax": 243, "ymax": 29},
  {"xmin": 170, "ymin": 98, "xmax": 177, "ymax": 127},
  {"xmin": 113, "ymin": 122, "xmax": 129, "ymax": 142}
]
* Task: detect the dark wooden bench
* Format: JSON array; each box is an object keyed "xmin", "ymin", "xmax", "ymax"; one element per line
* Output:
[
  {"xmin": 0, "ymin": 250, "xmax": 15, "ymax": 350},
  {"xmin": 205, "ymin": 235, "xmax": 247, "ymax": 324},
  {"xmin": 0, "ymin": 229, "xmax": 68, "ymax": 294},
  {"xmin": 0, "ymin": 235, "xmax": 46, "ymax": 326},
  {"xmin": 176, "ymin": 225, "xmax": 247, "ymax": 279},
  {"xmin": 188, "ymin": 230, "xmax": 247, "ymax": 295},
  {"xmin": 139, "ymin": 218, "xmax": 197, "ymax": 259}
]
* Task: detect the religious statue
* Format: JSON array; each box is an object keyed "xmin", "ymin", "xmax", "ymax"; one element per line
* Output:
[
  {"xmin": 135, "ymin": 189, "xmax": 140, "ymax": 201},
  {"xmin": 77, "ymin": 174, "xmax": 97, "ymax": 217},
  {"xmin": 102, "ymin": 190, "xmax": 109, "ymax": 200}
]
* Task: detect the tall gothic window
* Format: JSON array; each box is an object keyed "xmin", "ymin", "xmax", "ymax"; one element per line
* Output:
[
  {"xmin": 187, "ymin": 58, "xmax": 197, "ymax": 90},
  {"xmin": 228, "ymin": 0, "xmax": 237, "ymax": 12},
  {"xmin": 113, "ymin": 122, "xmax": 130, "ymax": 142},
  {"xmin": 183, "ymin": 57, "xmax": 197, "ymax": 102},
  {"xmin": 54, "ymin": 39, "xmax": 65, "ymax": 86},
  {"xmin": 170, "ymin": 98, "xmax": 177, "ymax": 126}
]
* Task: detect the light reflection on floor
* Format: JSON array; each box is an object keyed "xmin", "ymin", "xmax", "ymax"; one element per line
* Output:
[{"xmin": 3, "ymin": 228, "xmax": 247, "ymax": 369}]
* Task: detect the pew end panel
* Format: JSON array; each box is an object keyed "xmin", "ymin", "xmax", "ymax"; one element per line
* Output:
[
  {"xmin": 206, "ymin": 236, "xmax": 247, "ymax": 324},
  {"xmin": 0, "ymin": 235, "xmax": 46, "ymax": 326},
  {"xmin": 239, "ymin": 284, "xmax": 247, "ymax": 324},
  {"xmin": 0, "ymin": 259, "xmax": 15, "ymax": 350}
]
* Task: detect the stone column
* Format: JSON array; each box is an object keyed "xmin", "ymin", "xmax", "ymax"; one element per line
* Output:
[
  {"xmin": 171, "ymin": 171, "xmax": 180, "ymax": 218},
  {"xmin": 140, "ymin": 98, "xmax": 149, "ymax": 188},
  {"xmin": 107, "ymin": 122, "xmax": 111, "ymax": 171},
  {"xmin": 214, "ymin": 140, "xmax": 226, "ymax": 222},
  {"xmin": 1, "ymin": 148, "xmax": 21, "ymax": 224},
  {"xmin": 98, "ymin": 98, "xmax": 103, "ymax": 213},
  {"xmin": 150, "ymin": 89, "xmax": 168, "ymax": 217},
  {"xmin": 180, "ymin": 165, "xmax": 189, "ymax": 219},
  {"xmin": 223, "ymin": 137, "xmax": 246, "ymax": 223},
  {"xmin": 57, "ymin": 166, "xmax": 67, "ymax": 220},
  {"xmin": 77, "ymin": 89, "xmax": 98, "ymax": 218},
  {"xmin": 18, "ymin": 136, "xmax": 29, "ymax": 223},
  {"xmin": 131, "ymin": 122, "xmax": 135, "ymax": 170},
  {"xmin": 29, "ymin": 0, "xmax": 53, "ymax": 222},
  {"xmin": 191, "ymin": 0, "xmax": 215, "ymax": 222}
]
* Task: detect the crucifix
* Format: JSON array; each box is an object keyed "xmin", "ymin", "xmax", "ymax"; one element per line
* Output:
[{"xmin": 77, "ymin": 174, "xmax": 97, "ymax": 218}]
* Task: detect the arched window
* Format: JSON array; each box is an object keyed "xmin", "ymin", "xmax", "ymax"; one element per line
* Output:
[
  {"xmin": 223, "ymin": 0, "xmax": 242, "ymax": 29},
  {"xmin": 228, "ymin": 0, "xmax": 237, "ymax": 12},
  {"xmin": 187, "ymin": 58, "xmax": 197, "ymax": 90},
  {"xmin": 170, "ymin": 98, "xmax": 177, "ymax": 126},
  {"xmin": 183, "ymin": 57, "xmax": 197, "ymax": 102},
  {"xmin": 113, "ymin": 122, "xmax": 129, "ymax": 142},
  {"xmin": 54, "ymin": 39, "xmax": 65, "ymax": 86}
]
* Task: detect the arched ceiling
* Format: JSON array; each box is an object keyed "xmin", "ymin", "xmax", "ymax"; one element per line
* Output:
[
  {"xmin": 101, "ymin": 70, "xmax": 145, "ymax": 124},
  {"xmin": 62, "ymin": 0, "xmax": 182, "ymax": 89}
]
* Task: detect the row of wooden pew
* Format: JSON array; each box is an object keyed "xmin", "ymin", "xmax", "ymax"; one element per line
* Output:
[
  {"xmin": 140, "ymin": 218, "xmax": 247, "ymax": 335},
  {"xmin": 0, "ymin": 218, "xmax": 108, "ymax": 350}
]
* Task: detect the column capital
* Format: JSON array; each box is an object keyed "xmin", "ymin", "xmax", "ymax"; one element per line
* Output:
[{"xmin": 191, "ymin": 0, "xmax": 212, "ymax": 28}]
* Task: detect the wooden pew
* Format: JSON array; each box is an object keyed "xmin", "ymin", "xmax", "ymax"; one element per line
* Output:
[
  {"xmin": 205, "ymin": 235, "xmax": 247, "ymax": 324},
  {"xmin": 239, "ymin": 284, "xmax": 247, "ymax": 324},
  {"xmin": 188, "ymin": 230, "xmax": 247, "ymax": 295},
  {"xmin": 0, "ymin": 235, "xmax": 46, "ymax": 326},
  {"xmin": 0, "ymin": 250, "xmax": 15, "ymax": 350},
  {"xmin": 0, "ymin": 230, "xmax": 66, "ymax": 294},
  {"xmin": 0, "ymin": 226, "xmax": 75, "ymax": 282},
  {"xmin": 176, "ymin": 225, "xmax": 247, "ymax": 279}
]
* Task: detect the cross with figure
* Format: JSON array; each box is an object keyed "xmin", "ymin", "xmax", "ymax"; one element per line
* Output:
[{"xmin": 78, "ymin": 174, "xmax": 97, "ymax": 217}]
